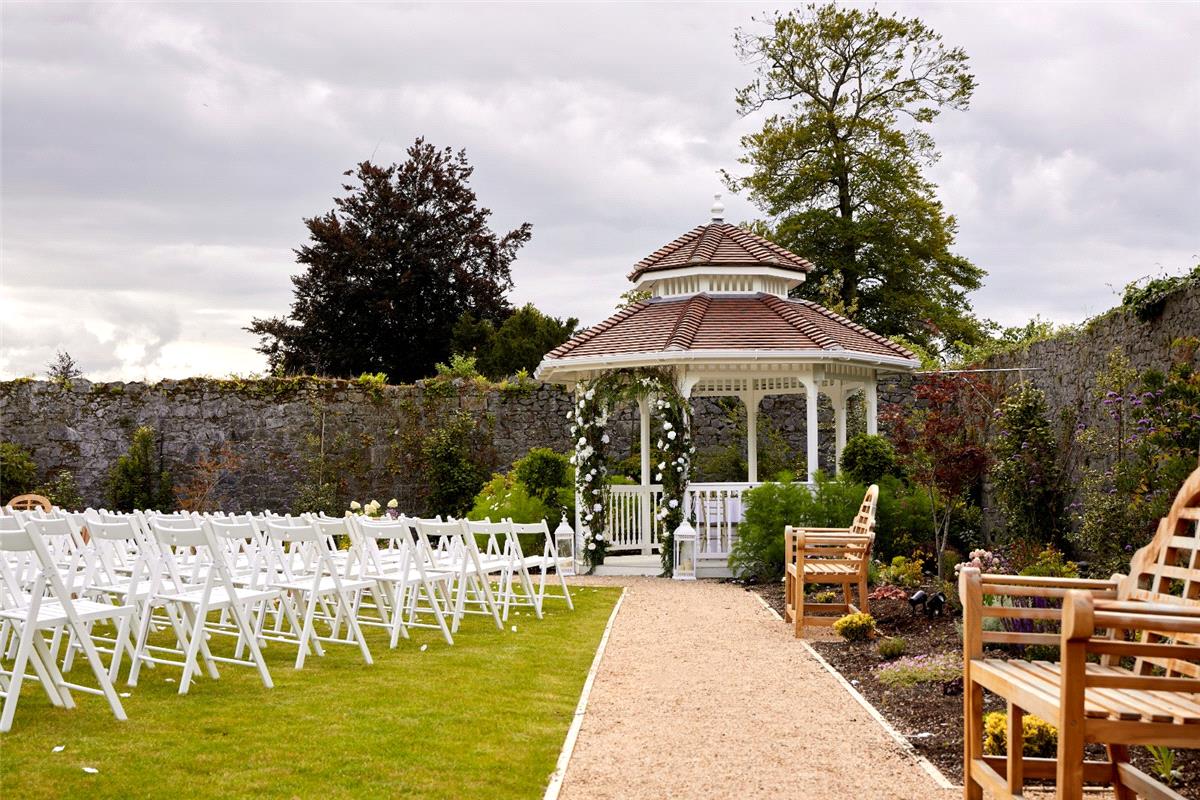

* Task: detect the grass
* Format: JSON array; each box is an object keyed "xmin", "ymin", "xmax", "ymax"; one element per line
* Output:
[{"xmin": 1, "ymin": 586, "xmax": 621, "ymax": 799}]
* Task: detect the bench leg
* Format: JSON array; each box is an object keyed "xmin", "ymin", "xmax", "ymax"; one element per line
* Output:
[
  {"xmin": 1107, "ymin": 744, "xmax": 1135, "ymax": 800},
  {"xmin": 1007, "ymin": 703, "xmax": 1024, "ymax": 795},
  {"xmin": 964, "ymin": 679, "xmax": 984, "ymax": 800},
  {"xmin": 858, "ymin": 577, "xmax": 869, "ymax": 616},
  {"xmin": 794, "ymin": 583, "xmax": 805, "ymax": 638}
]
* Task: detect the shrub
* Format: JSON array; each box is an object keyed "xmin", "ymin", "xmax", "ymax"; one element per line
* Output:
[
  {"xmin": 514, "ymin": 447, "xmax": 573, "ymax": 517},
  {"xmin": 729, "ymin": 477, "xmax": 815, "ymax": 580},
  {"xmin": 421, "ymin": 411, "xmax": 489, "ymax": 517},
  {"xmin": 875, "ymin": 653, "xmax": 960, "ymax": 688},
  {"xmin": 840, "ymin": 434, "xmax": 898, "ymax": 485},
  {"xmin": 833, "ymin": 612, "xmax": 876, "ymax": 642},
  {"xmin": 876, "ymin": 637, "xmax": 907, "ymax": 660},
  {"xmin": 872, "ymin": 475, "xmax": 935, "ymax": 562},
  {"xmin": 105, "ymin": 426, "xmax": 174, "ymax": 512},
  {"xmin": 954, "ymin": 548, "xmax": 1007, "ymax": 577},
  {"xmin": 810, "ymin": 590, "xmax": 838, "ymax": 604},
  {"xmin": 877, "ymin": 555, "xmax": 925, "ymax": 589},
  {"xmin": 433, "ymin": 353, "xmax": 481, "ymax": 381},
  {"xmin": 868, "ymin": 584, "xmax": 908, "ymax": 602},
  {"xmin": 354, "ymin": 371, "xmax": 388, "ymax": 397},
  {"xmin": 292, "ymin": 481, "xmax": 341, "ymax": 517},
  {"xmin": 0, "ymin": 441, "xmax": 39, "ymax": 500},
  {"xmin": 990, "ymin": 383, "xmax": 1068, "ymax": 548},
  {"xmin": 982, "ymin": 711, "xmax": 1057, "ymax": 757},
  {"xmin": 1018, "ymin": 546, "xmax": 1078, "ymax": 578},
  {"xmin": 35, "ymin": 469, "xmax": 84, "ymax": 510}
]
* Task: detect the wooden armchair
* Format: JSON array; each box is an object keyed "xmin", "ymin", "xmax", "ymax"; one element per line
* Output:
[
  {"xmin": 960, "ymin": 466, "xmax": 1200, "ymax": 800},
  {"xmin": 784, "ymin": 484, "xmax": 878, "ymax": 638}
]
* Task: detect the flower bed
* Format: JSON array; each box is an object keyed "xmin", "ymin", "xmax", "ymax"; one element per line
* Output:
[{"xmin": 750, "ymin": 584, "xmax": 1199, "ymax": 791}]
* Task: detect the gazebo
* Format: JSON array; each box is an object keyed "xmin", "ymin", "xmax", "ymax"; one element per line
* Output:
[{"xmin": 535, "ymin": 196, "xmax": 918, "ymax": 576}]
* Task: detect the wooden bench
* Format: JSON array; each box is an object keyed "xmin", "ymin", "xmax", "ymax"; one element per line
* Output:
[
  {"xmin": 784, "ymin": 484, "xmax": 878, "ymax": 638},
  {"xmin": 4, "ymin": 493, "xmax": 52, "ymax": 512},
  {"xmin": 960, "ymin": 466, "xmax": 1200, "ymax": 800}
]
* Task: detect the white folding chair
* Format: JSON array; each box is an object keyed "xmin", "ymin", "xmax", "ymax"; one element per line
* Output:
[
  {"xmin": 128, "ymin": 519, "xmax": 275, "ymax": 694},
  {"xmin": 509, "ymin": 519, "xmax": 574, "ymax": 612},
  {"xmin": 261, "ymin": 518, "xmax": 374, "ymax": 669},
  {"xmin": 464, "ymin": 519, "xmax": 542, "ymax": 621},
  {"xmin": 415, "ymin": 518, "xmax": 503, "ymax": 635},
  {"xmin": 0, "ymin": 522, "xmax": 132, "ymax": 732}
]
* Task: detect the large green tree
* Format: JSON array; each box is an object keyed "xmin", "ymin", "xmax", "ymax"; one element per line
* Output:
[
  {"xmin": 451, "ymin": 303, "xmax": 578, "ymax": 380},
  {"xmin": 730, "ymin": 4, "xmax": 986, "ymax": 349},
  {"xmin": 249, "ymin": 139, "xmax": 531, "ymax": 382}
]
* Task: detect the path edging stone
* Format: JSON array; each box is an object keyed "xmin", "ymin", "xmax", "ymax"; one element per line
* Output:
[
  {"xmin": 544, "ymin": 587, "xmax": 627, "ymax": 800},
  {"xmin": 749, "ymin": 591, "xmax": 957, "ymax": 791}
]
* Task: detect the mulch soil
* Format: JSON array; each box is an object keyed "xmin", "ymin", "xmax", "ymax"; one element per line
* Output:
[{"xmin": 746, "ymin": 581, "xmax": 1199, "ymax": 795}]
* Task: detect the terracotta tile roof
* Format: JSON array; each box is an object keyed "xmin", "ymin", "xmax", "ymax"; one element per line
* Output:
[
  {"xmin": 545, "ymin": 293, "xmax": 916, "ymax": 362},
  {"xmin": 628, "ymin": 223, "xmax": 814, "ymax": 281}
]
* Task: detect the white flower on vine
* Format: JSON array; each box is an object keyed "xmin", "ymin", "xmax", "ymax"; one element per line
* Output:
[
  {"xmin": 668, "ymin": 499, "xmax": 679, "ymax": 509},
  {"xmin": 667, "ymin": 430, "xmax": 677, "ymax": 441},
  {"xmin": 585, "ymin": 389, "xmax": 595, "ymax": 400},
  {"xmin": 587, "ymin": 542, "xmax": 596, "ymax": 550},
  {"xmin": 593, "ymin": 503, "xmax": 603, "ymax": 512},
  {"xmin": 601, "ymin": 434, "xmax": 610, "ymax": 444},
  {"xmin": 663, "ymin": 421, "xmax": 672, "ymax": 431},
  {"xmin": 654, "ymin": 473, "xmax": 662, "ymax": 482},
  {"xmin": 594, "ymin": 533, "xmax": 604, "ymax": 542}
]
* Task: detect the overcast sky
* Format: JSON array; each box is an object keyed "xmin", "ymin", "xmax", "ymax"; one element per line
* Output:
[{"xmin": 2, "ymin": 2, "xmax": 1197, "ymax": 381}]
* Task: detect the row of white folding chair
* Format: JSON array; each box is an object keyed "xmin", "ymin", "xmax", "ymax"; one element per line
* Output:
[
  {"xmin": 464, "ymin": 519, "xmax": 543, "ymax": 622},
  {"xmin": 0, "ymin": 520, "xmax": 132, "ymax": 732}
]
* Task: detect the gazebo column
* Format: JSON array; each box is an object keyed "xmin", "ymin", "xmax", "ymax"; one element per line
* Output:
[
  {"xmin": 804, "ymin": 379, "xmax": 820, "ymax": 483},
  {"xmin": 637, "ymin": 395, "xmax": 651, "ymax": 485},
  {"xmin": 865, "ymin": 378, "xmax": 879, "ymax": 436},
  {"xmin": 743, "ymin": 391, "xmax": 759, "ymax": 483},
  {"xmin": 833, "ymin": 384, "xmax": 848, "ymax": 472}
]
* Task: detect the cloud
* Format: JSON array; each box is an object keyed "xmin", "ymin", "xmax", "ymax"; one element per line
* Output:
[{"xmin": 2, "ymin": 2, "xmax": 1196, "ymax": 379}]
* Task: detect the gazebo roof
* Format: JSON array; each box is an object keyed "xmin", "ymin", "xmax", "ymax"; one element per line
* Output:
[
  {"xmin": 536, "ymin": 196, "xmax": 919, "ymax": 383},
  {"xmin": 628, "ymin": 222, "xmax": 814, "ymax": 282},
  {"xmin": 542, "ymin": 293, "xmax": 916, "ymax": 367}
]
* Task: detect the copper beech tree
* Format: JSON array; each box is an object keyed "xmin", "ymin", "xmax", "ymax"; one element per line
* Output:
[{"xmin": 249, "ymin": 139, "xmax": 531, "ymax": 383}]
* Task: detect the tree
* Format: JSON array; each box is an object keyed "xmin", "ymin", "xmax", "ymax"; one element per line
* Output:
[
  {"xmin": 451, "ymin": 304, "xmax": 578, "ymax": 380},
  {"xmin": 105, "ymin": 425, "xmax": 174, "ymax": 512},
  {"xmin": 46, "ymin": 350, "xmax": 82, "ymax": 387},
  {"xmin": 730, "ymin": 4, "xmax": 986, "ymax": 350},
  {"xmin": 884, "ymin": 373, "xmax": 999, "ymax": 578},
  {"xmin": 248, "ymin": 139, "xmax": 531, "ymax": 382}
]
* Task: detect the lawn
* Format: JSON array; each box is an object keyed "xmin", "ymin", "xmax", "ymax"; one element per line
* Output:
[{"xmin": 1, "ymin": 586, "xmax": 621, "ymax": 799}]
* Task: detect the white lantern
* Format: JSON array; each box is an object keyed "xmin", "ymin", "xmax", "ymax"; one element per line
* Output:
[
  {"xmin": 554, "ymin": 515, "xmax": 577, "ymax": 577},
  {"xmin": 672, "ymin": 519, "xmax": 697, "ymax": 581}
]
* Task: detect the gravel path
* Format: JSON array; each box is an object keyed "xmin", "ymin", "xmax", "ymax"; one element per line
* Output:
[{"xmin": 558, "ymin": 577, "xmax": 958, "ymax": 800}]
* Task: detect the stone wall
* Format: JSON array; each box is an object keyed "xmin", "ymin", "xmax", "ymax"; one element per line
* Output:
[
  {"xmin": 981, "ymin": 284, "xmax": 1200, "ymax": 437},
  {"xmin": 0, "ymin": 375, "xmax": 864, "ymax": 511}
]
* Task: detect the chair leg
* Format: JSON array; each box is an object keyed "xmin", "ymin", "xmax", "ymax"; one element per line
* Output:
[
  {"xmin": 964, "ymin": 678, "xmax": 984, "ymax": 800},
  {"xmin": 857, "ymin": 578, "xmax": 869, "ymax": 616}
]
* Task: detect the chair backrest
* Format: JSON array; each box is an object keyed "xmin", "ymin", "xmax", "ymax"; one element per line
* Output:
[
  {"xmin": 849, "ymin": 484, "xmax": 880, "ymax": 538},
  {"xmin": 6, "ymin": 494, "xmax": 52, "ymax": 512},
  {"xmin": 1119, "ymin": 465, "xmax": 1200, "ymax": 676}
]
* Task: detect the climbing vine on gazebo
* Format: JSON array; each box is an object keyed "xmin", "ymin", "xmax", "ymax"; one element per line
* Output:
[{"xmin": 569, "ymin": 367, "xmax": 694, "ymax": 575}]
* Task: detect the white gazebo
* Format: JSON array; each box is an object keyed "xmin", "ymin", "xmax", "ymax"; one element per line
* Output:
[{"xmin": 535, "ymin": 196, "xmax": 919, "ymax": 576}]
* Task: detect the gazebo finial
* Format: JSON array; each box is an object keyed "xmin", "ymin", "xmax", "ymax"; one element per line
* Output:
[{"xmin": 710, "ymin": 193, "xmax": 724, "ymax": 223}]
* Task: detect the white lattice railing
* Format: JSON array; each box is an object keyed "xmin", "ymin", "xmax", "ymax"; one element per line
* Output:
[{"xmin": 596, "ymin": 480, "xmax": 818, "ymax": 559}]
